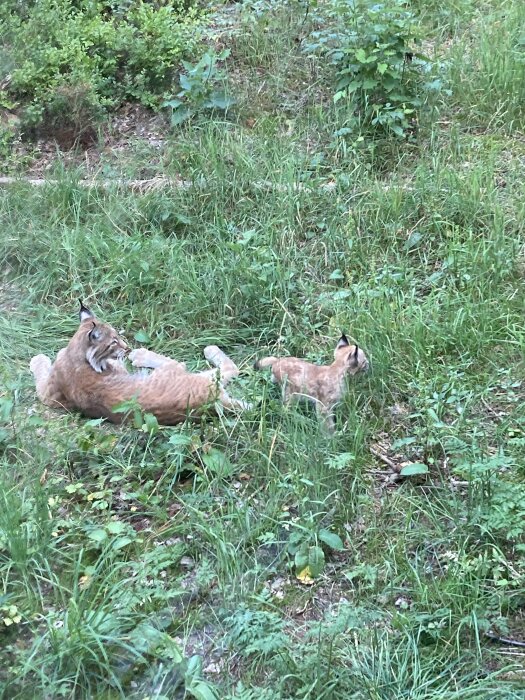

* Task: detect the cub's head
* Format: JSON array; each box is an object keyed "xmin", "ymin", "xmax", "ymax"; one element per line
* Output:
[
  {"xmin": 334, "ymin": 333, "xmax": 369, "ymax": 375},
  {"xmin": 78, "ymin": 300, "xmax": 129, "ymax": 373}
]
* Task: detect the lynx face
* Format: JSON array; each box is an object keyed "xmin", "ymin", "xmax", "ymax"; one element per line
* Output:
[
  {"xmin": 84, "ymin": 321, "xmax": 129, "ymax": 372},
  {"xmin": 79, "ymin": 301, "xmax": 129, "ymax": 372},
  {"xmin": 334, "ymin": 334, "xmax": 370, "ymax": 375}
]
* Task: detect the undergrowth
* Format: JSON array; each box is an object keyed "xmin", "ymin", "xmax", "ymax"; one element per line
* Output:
[{"xmin": 0, "ymin": 0, "xmax": 202, "ymax": 138}]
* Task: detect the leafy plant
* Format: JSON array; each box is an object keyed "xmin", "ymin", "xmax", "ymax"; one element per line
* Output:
[
  {"xmin": 1, "ymin": 0, "xmax": 202, "ymax": 137},
  {"xmin": 456, "ymin": 455, "xmax": 525, "ymax": 542},
  {"xmin": 163, "ymin": 49, "xmax": 235, "ymax": 126},
  {"xmin": 226, "ymin": 605, "xmax": 288, "ymax": 658},
  {"xmin": 286, "ymin": 518, "xmax": 344, "ymax": 579},
  {"xmin": 306, "ymin": 0, "xmax": 429, "ymax": 137}
]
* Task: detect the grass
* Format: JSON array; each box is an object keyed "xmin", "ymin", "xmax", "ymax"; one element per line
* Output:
[{"xmin": 1, "ymin": 0, "xmax": 525, "ymax": 697}]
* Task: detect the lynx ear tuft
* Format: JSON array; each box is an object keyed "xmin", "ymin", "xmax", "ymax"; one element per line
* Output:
[
  {"xmin": 79, "ymin": 299, "xmax": 94, "ymax": 323},
  {"xmin": 353, "ymin": 344, "xmax": 359, "ymax": 358},
  {"xmin": 336, "ymin": 333, "xmax": 350, "ymax": 350}
]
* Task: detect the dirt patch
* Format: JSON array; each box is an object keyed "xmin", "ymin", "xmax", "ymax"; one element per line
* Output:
[{"xmin": 6, "ymin": 104, "xmax": 170, "ymax": 180}]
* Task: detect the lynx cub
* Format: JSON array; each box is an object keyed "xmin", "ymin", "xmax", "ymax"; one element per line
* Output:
[{"xmin": 255, "ymin": 334, "xmax": 369, "ymax": 432}]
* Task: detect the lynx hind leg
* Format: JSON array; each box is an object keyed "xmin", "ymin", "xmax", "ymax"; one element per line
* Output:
[
  {"xmin": 203, "ymin": 345, "xmax": 239, "ymax": 384},
  {"xmin": 129, "ymin": 348, "xmax": 186, "ymax": 371},
  {"xmin": 315, "ymin": 403, "xmax": 336, "ymax": 434},
  {"xmin": 29, "ymin": 354, "xmax": 52, "ymax": 402}
]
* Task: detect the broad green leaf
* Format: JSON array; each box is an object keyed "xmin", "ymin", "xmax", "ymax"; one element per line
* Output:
[
  {"xmin": 188, "ymin": 681, "xmax": 220, "ymax": 700},
  {"xmin": 179, "ymin": 74, "xmax": 193, "ymax": 91},
  {"xmin": 168, "ymin": 433, "xmax": 192, "ymax": 447},
  {"xmin": 112, "ymin": 397, "xmax": 140, "ymax": 414},
  {"xmin": 209, "ymin": 92, "xmax": 236, "ymax": 110},
  {"xmin": 129, "ymin": 622, "xmax": 166, "ymax": 654},
  {"xmin": 106, "ymin": 520, "xmax": 126, "ymax": 535},
  {"xmin": 201, "ymin": 448, "xmax": 235, "ymax": 478},
  {"xmin": 308, "ymin": 545, "xmax": 325, "ymax": 577},
  {"xmin": 319, "ymin": 528, "xmax": 344, "ymax": 551},
  {"xmin": 186, "ymin": 654, "xmax": 202, "ymax": 677},
  {"xmin": 162, "ymin": 98, "xmax": 183, "ymax": 108},
  {"xmin": 404, "ymin": 230, "xmax": 422, "ymax": 250},
  {"xmin": 112, "ymin": 536, "xmax": 134, "ymax": 550},
  {"xmin": 400, "ymin": 463, "xmax": 429, "ymax": 477},
  {"xmin": 171, "ymin": 106, "xmax": 193, "ymax": 126},
  {"xmin": 392, "ymin": 436, "xmax": 417, "ymax": 449},
  {"xmin": 294, "ymin": 542, "xmax": 309, "ymax": 571},
  {"xmin": 378, "ymin": 62, "xmax": 388, "ymax": 74},
  {"xmin": 355, "ymin": 48, "xmax": 367, "ymax": 63},
  {"xmin": 133, "ymin": 329, "xmax": 150, "ymax": 343},
  {"xmin": 88, "ymin": 528, "xmax": 108, "ymax": 543},
  {"xmin": 142, "ymin": 412, "xmax": 159, "ymax": 435}
]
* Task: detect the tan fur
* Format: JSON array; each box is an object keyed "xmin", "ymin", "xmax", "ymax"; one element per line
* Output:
[
  {"xmin": 255, "ymin": 335, "xmax": 369, "ymax": 432},
  {"xmin": 29, "ymin": 303, "xmax": 250, "ymax": 425}
]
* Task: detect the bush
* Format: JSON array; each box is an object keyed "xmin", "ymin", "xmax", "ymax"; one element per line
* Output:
[
  {"xmin": 0, "ymin": 0, "xmax": 202, "ymax": 138},
  {"xmin": 306, "ymin": 0, "xmax": 429, "ymax": 138}
]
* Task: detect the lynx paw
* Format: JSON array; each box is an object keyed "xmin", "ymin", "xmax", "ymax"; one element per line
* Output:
[
  {"xmin": 204, "ymin": 345, "xmax": 229, "ymax": 365},
  {"xmin": 129, "ymin": 348, "xmax": 186, "ymax": 371},
  {"xmin": 128, "ymin": 348, "xmax": 152, "ymax": 368},
  {"xmin": 29, "ymin": 354, "xmax": 51, "ymax": 375}
]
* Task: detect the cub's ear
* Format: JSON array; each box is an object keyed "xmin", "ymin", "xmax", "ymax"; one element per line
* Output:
[
  {"xmin": 346, "ymin": 344, "xmax": 359, "ymax": 365},
  {"xmin": 79, "ymin": 299, "xmax": 94, "ymax": 323},
  {"xmin": 88, "ymin": 322, "xmax": 101, "ymax": 342},
  {"xmin": 336, "ymin": 332, "xmax": 350, "ymax": 350}
]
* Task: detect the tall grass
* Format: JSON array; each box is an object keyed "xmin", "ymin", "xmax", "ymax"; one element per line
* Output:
[{"xmin": 448, "ymin": 3, "xmax": 525, "ymax": 130}]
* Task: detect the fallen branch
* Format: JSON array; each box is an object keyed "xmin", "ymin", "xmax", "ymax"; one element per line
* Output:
[{"xmin": 0, "ymin": 175, "xmax": 339, "ymax": 194}]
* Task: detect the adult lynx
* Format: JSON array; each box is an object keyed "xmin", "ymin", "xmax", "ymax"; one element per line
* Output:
[
  {"xmin": 255, "ymin": 334, "xmax": 369, "ymax": 432},
  {"xmin": 30, "ymin": 301, "xmax": 250, "ymax": 424}
]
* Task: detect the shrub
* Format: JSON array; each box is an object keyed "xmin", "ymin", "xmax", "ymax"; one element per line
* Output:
[
  {"xmin": 0, "ymin": 0, "xmax": 202, "ymax": 138},
  {"xmin": 306, "ymin": 0, "xmax": 429, "ymax": 138}
]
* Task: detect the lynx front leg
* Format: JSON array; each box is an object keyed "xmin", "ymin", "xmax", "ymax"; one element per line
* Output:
[
  {"xmin": 219, "ymin": 388, "xmax": 253, "ymax": 412},
  {"xmin": 203, "ymin": 345, "xmax": 239, "ymax": 385},
  {"xmin": 29, "ymin": 354, "xmax": 53, "ymax": 403},
  {"xmin": 129, "ymin": 348, "xmax": 186, "ymax": 371}
]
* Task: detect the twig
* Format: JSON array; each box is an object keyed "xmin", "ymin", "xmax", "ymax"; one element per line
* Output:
[
  {"xmin": 480, "ymin": 397, "xmax": 504, "ymax": 422},
  {"xmin": 450, "ymin": 478, "xmax": 470, "ymax": 488},
  {"xmin": 369, "ymin": 446, "xmax": 398, "ymax": 471},
  {"xmin": 485, "ymin": 631, "xmax": 525, "ymax": 648}
]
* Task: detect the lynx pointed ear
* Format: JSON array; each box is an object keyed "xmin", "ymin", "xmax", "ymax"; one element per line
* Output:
[
  {"xmin": 79, "ymin": 299, "xmax": 94, "ymax": 323},
  {"xmin": 353, "ymin": 344, "xmax": 359, "ymax": 359},
  {"xmin": 336, "ymin": 333, "xmax": 350, "ymax": 350},
  {"xmin": 88, "ymin": 322, "xmax": 101, "ymax": 342}
]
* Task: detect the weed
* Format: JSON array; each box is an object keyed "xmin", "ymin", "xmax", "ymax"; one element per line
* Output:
[
  {"xmin": 305, "ymin": 0, "xmax": 432, "ymax": 138},
  {"xmin": 163, "ymin": 50, "xmax": 236, "ymax": 126}
]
